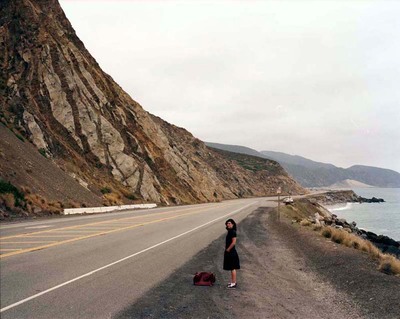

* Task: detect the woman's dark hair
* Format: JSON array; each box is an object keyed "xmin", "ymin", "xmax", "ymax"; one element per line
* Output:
[{"xmin": 225, "ymin": 218, "xmax": 237, "ymax": 231}]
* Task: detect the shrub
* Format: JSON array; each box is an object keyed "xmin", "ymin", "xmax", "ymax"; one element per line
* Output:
[
  {"xmin": 332, "ymin": 235, "xmax": 343, "ymax": 244},
  {"xmin": 100, "ymin": 187, "xmax": 112, "ymax": 194},
  {"xmin": 379, "ymin": 255, "xmax": 400, "ymax": 276},
  {"xmin": 125, "ymin": 193, "xmax": 136, "ymax": 200},
  {"xmin": 14, "ymin": 132, "xmax": 25, "ymax": 142},
  {"xmin": 25, "ymin": 194, "xmax": 42, "ymax": 207},
  {"xmin": 65, "ymin": 200, "xmax": 80, "ymax": 208},
  {"xmin": 0, "ymin": 179, "xmax": 24, "ymax": 206},
  {"xmin": 38, "ymin": 148, "xmax": 47, "ymax": 158},
  {"xmin": 365, "ymin": 241, "xmax": 381, "ymax": 259},
  {"xmin": 342, "ymin": 234, "xmax": 361, "ymax": 249},
  {"xmin": 48, "ymin": 201, "xmax": 62, "ymax": 209},
  {"xmin": 103, "ymin": 193, "xmax": 123, "ymax": 206},
  {"xmin": 321, "ymin": 227, "xmax": 333, "ymax": 238},
  {"xmin": 1, "ymin": 193, "xmax": 16, "ymax": 209}
]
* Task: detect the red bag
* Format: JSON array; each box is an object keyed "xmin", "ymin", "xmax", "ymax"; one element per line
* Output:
[{"xmin": 193, "ymin": 272, "xmax": 216, "ymax": 286}]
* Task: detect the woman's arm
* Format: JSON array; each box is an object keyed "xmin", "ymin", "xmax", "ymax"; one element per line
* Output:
[{"xmin": 226, "ymin": 237, "xmax": 236, "ymax": 252}]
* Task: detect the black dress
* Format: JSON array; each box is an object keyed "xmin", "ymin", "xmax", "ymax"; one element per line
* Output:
[{"xmin": 223, "ymin": 229, "xmax": 240, "ymax": 270}]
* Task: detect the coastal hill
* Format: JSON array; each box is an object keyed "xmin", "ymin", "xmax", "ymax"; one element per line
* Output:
[
  {"xmin": 206, "ymin": 142, "xmax": 400, "ymax": 188},
  {"xmin": 0, "ymin": 0, "xmax": 304, "ymax": 216}
]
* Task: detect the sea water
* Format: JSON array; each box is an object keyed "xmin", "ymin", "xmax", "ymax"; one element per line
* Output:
[{"xmin": 327, "ymin": 188, "xmax": 400, "ymax": 241}]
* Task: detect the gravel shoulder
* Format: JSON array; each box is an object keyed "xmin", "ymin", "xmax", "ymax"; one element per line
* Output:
[{"xmin": 115, "ymin": 207, "xmax": 400, "ymax": 319}]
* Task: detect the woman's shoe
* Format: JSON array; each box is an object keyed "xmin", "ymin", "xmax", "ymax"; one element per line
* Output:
[{"xmin": 227, "ymin": 283, "xmax": 237, "ymax": 289}]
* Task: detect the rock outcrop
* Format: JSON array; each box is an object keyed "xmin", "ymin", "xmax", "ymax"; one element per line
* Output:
[
  {"xmin": 0, "ymin": 0, "xmax": 304, "ymax": 208},
  {"xmin": 306, "ymin": 190, "xmax": 384, "ymax": 205}
]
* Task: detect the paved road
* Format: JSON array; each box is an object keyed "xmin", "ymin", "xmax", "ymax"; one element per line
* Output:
[{"xmin": 0, "ymin": 197, "xmax": 277, "ymax": 319}]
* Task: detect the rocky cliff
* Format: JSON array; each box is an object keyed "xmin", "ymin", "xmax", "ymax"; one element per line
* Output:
[{"xmin": 0, "ymin": 0, "xmax": 304, "ymax": 209}]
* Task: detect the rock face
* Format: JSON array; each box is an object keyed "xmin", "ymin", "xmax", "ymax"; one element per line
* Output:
[
  {"xmin": 306, "ymin": 190, "xmax": 361, "ymax": 205},
  {"xmin": 0, "ymin": 0, "xmax": 304, "ymax": 205}
]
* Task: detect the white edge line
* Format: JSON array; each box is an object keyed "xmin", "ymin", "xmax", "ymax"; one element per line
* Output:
[{"xmin": 0, "ymin": 201, "xmax": 257, "ymax": 313}]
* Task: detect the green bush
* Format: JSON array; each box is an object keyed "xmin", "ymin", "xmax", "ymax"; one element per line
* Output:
[
  {"xmin": 100, "ymin": 187, "xmax": 112, "ymax": 194},
  {"xmin": 125, "ymin": 194, "xmax": 136, "ymax": 200},
  {"xmin": 14, "ymin": 132, "xmax": 25, "ymax": 142},
  {"xmin": 38, "ymin": 148, "xmax": 47, "ymax": 158},
  {"xmin": 0, "ymin": 179, "xmax": 25, "ymax": 206}
]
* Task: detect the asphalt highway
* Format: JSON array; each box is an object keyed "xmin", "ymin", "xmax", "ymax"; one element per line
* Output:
[{"xmin": 0, "ymin": 197, "xmax": 278, "ymax": 319}]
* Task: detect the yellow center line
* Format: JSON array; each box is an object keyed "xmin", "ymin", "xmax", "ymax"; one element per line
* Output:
[
  {"xmin": 0, "ymin": 204, "xmax": 231, "ymax": 259},
  {"xmin": 78, "ymin": 227, "xmax": 123, "ymax": 229},
  {"xmin": 0, "ymin": 204, "xmax": 226, "ymax": 241},
  {"xmin": 0, "ymin": 241, "xmax": 57, "ymax": 244},
  {"xmin": 0, "ymin": 202, "xmax": 232, "ymax": 241},
  {"xmin": 48, "ymin": 230, "xmax": 108, "ymax": 233},
  {"xmin": 23, "ymin": 235, "xmax": 81, "ymax": 238}
]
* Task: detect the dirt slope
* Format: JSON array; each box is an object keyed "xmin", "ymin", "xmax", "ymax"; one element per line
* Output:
[{"xmin": 0, "ymin": 124, "xmax": 103, "ymax": 207}]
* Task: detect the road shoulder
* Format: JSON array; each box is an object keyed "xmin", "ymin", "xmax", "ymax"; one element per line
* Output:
[{"xmin": 115, "ymin": 207, "xmax": 399, "ymax": 319}]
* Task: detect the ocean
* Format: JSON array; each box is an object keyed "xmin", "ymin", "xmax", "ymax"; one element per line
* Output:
[{"xmin": 326, "ymin": 188, "xmax": 400, "ymax": 241}]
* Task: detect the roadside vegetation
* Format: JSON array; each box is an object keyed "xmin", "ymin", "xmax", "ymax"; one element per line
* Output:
[
  {"xmin": 209, "ymin": 147, "xmax": 281, "ymax": 174},
  {"xmin": 279, "ymin": 201, "xmax": 400, "ymax": 276},
  {"xmin": 0, "ymin": 179, "xmax": 86, "ymax": 218},
  {"xmin": 0, "ymin": 178, "xmax": 140, "ymax": 220},
  {"xmin": 319, "ymin": 226, "xmax": 400, "ymax": 276},
  {"xmin": 0, "ymin": 179, "xmax": 65, "ymax": 218}
]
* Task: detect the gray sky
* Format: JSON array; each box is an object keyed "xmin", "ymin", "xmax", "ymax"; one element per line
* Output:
[{"xmin": 59, "ymin": 0, "xmax": 400, "ymax": 172}]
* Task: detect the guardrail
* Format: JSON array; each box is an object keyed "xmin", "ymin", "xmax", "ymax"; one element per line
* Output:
[{"xmin": 63, "ymin": 204, "xmax": 157, "ymax": 215}]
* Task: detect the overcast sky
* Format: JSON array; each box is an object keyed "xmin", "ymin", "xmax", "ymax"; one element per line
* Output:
[{"xmin": 59, "ymin": 0, "xmax": 400, "ymax": 172}]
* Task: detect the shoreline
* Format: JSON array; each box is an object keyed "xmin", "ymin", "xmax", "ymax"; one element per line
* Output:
[
  {"xmin": 303, "ymin": 190, "xmax": 400, "ymax": 258},
  {"xmin": 326, "ymin": 201, "xmax": 400, "ymax": 241}
]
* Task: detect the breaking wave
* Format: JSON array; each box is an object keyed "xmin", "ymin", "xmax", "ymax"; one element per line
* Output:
[{"xmin": 327, "ymin": 203, "xmax": 353, "ymax": 212}]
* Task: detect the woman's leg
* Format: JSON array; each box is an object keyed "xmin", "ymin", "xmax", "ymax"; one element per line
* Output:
[{"xmin": 231, "ymin": 269, "xmax": 236, "ymax": 284}]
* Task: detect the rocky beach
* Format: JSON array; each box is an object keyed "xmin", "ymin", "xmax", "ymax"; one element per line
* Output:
[{"xmin": 304, "ymin": 190, "xmax": 400, "ymax": 258}]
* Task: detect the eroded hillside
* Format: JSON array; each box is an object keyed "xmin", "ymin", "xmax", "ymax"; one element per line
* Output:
[{"xmin": 0, "ymin": 0, "xmax": 305, "ymax": 213}]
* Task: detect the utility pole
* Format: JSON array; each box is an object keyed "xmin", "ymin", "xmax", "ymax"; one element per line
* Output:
[{"xmin": 277, "ymin": 187, "xmax": 281, "ymax": 221}]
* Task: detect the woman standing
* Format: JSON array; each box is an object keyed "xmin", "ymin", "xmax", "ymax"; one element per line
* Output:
[{"xmin": 223, "ymin": 218, "xmax": 240, "ymax": 288}]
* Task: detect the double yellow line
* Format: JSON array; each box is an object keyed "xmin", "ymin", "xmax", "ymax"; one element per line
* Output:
[{"xmin": 0, "ymin": 203, "xmax": 229, "ymax": 259}]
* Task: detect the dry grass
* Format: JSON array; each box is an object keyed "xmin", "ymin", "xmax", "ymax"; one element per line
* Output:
[
  {"xmin": 314, "ymin": 226, "xmax": 400, "ymax": 276},
  {"xmin": 103, "ymin": 192, "xmax": 123, "ymax": 206},
  {"xmin": 300, "ymin": 219, "xmax": 311, "ymax": 226},
  {"xmin": 379, "ymin": 255, "xmax": 400, "ymax": 276},
  {"xmin": 321, "ymin": 227, "xmax": 333, "ymax": 238},
  {"xmin": 65, "ymin": 200, "xmax": 81, "ymax": 208},
  {"xmin": 0, "ymin": 180, "xmax": 64, "ymax": 216},
  {"xmin": 25, "ymin": 194, "xmax": 45, "ymax": 207},
  {"xmin": 21, "ymin": 186, "xmax": 32, "ymax": 194},
  {"xmin": 312, "ymin": 224, "xmax": 322, "ymax": 231},
  {"xmin": 289, "ymin": 200, "xmax": 400, "ymax": 277},
  {"xmin": 24, "ymin": 193, "xmax": 62, "ymax": 214},
  {"xmin": 330, "ymin": 228, "xmax": 348, "ymax": 244},
  {"xmin": 0, "ymin": 193, "xmax": 15, "ymax": 209}
]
